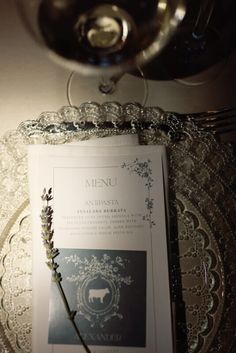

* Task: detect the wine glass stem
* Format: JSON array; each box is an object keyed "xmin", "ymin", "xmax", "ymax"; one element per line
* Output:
[
  {"xmin": 99, "ymin": 74, "xmax": 123, "ymax": 95},
  {"xmin": 192, "ymin": 0, "xmax": 215, "ymax": 39}
]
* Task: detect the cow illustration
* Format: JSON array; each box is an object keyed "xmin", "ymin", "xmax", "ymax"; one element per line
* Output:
[{"xmin": 88, "ymin": 288, "xmax": 110, "ymax": 304}]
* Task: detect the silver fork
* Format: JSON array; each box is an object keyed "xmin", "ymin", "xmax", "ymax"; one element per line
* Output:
[{"xmin": 183, "ymin": 108, "xmax": 236, "ymax": 139}]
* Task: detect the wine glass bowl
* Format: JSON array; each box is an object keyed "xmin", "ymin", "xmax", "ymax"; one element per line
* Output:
[
  {"xmin": 163, "ymin": 25, "xmax": 224, "ymax": 78},
  {"xmin": 15, "ymin": 0, "xmax": 186, "ymax": 76},
  {"xmin": 158, "ymin": 0, "xmax": 229, "ymax": 85}
]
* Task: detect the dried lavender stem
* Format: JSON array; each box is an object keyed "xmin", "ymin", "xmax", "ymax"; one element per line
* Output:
[{"xmin": 41, "ymin": 188, "xmax": 91, "ymax": 353}]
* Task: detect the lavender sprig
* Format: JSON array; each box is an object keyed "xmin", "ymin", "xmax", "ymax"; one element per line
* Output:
[{"xmin": 41, "ymin": 188, "xmax": 90, "ymax": 353}]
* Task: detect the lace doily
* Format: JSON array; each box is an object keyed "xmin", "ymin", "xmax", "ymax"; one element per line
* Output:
[{"xmin": 0, "ymin": 102, "xmax": 235, "ymax": 353}]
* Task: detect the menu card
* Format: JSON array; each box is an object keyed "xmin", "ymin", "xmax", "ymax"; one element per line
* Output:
[{"xmin": 28, "ymin": 137, "xmax": 173, "ymax": 353}]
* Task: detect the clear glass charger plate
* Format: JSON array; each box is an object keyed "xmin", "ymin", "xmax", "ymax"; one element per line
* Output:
[{"xmin": 0, "ymin": 102, "xmax": 235, "ymax": 353}]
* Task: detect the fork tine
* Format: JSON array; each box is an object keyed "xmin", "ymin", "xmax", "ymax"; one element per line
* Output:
[
  {"xmin": 194, "ymin": 113, "xmax": 236, "ymax": 123},
  {"xmin": 190, "ymin": 109, "xmax": 236, "ymax": 122},
  {"xmin": 178, "ymin": 108, "xmax": 236, "ymax": 141},
  {"xmin": 190, "ymin": 107, "xmax": 236, "ymax": 117},
  {"xmin": 213, "ymin": 123, "xmax": 236, "ymax": 134},
  {"xmin": 199, "ymin": 122, "xmax": 236, "ymax": 134},
  {"xmin": 197, "ymin": 116, "xmax": 236, "ymax": 128}
]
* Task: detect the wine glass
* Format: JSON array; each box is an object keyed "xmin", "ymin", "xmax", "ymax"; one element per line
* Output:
[
  {"xmin": 14, "ymin": 0, "xmax": 186, "ymax": 106},
  {"xmin": 161, "ymin": 0, "xmax": 228, "ymax": 85},
  {"xmin": 14, "ymin": 0, "xmax": 186, "ymax": 77}
]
